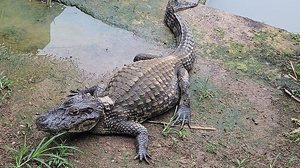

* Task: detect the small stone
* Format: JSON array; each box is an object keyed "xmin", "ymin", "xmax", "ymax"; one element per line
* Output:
[
  {"xmin": 252, "ymin": 118, "xmax": 258, "ymax": 125},
  {"xmin": 178, "ymin": 158, "xmax": 188, "ymax": 164}
]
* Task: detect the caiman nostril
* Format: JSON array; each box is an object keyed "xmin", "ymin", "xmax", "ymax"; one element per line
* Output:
[{"xmin": 36, "ymin": 116, "xmax": 47, "ymax": 123}]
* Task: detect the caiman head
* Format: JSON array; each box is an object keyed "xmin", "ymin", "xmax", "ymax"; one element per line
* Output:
[{"xmin": 36, "ymin": 93, "xmax": 112, "ymax": 133}]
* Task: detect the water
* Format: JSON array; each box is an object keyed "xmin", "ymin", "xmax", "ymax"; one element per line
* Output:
[
  {"xmin": 39, "ymin": 7, "xmax": 168, "ymax": 74},
  {"xmin": 0, "ymin": 0, "xmax": 64, "ymax": 52},
  {"xmin": 206, "ymin": 0, "xmax": 300, "ymax": 33},
  {"xmin": 0, "ymin": 0, "xmax": 169, "ymax": 74}
]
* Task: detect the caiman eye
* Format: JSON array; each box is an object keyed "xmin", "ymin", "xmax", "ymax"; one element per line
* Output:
[
  {"xmin": 69, "ymin": 107, "xmax": 80, "ymax": 115},
  {"xmin": 86, "ymin": 108, "xmax": 94, "ymax": 113}
]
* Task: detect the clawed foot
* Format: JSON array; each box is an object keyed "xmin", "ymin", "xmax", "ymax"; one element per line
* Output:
[
  {"xmin": 134, "ymin": 150, "xmax": 152, "ymax": 164},
  {"xmin": 173, "ymin": 105, "xmax": 191, "ymax": 128}
]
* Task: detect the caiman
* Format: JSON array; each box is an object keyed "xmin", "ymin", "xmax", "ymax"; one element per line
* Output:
[{"xmin": 36, "ymin": 0, "xmax": 199, "ymax": 163}]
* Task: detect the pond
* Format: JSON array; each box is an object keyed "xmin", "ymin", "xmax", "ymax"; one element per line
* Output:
[
  {"xmin": 206, "ymin": 0, "xmax": 300, "ymax": 33},
  {"xmin": 39, "ymin": 6, "xmax": 168, "ymax": 74},
  {"xmin": 0, "ymin": 0, "xmax": 169, "ymax": 74}
]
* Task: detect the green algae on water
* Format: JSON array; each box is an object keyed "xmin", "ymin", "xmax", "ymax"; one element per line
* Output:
[{"xmin": 0, "ymin": 0, "xmax": 64, "ymax": 52}]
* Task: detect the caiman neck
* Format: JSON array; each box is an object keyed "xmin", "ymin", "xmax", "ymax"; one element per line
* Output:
[
  {"xmin": 89, "ymin": 96, "xmax": 115, "ymax": 134},
  {"xmin": 98, "ymin": 96, "xmax": 114, "ymax": 111}
]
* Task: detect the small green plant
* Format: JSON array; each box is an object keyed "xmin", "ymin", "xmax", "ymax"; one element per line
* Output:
[
  {"xmin": 295, "ymin": 64, "xmax": 300, "ymax": 77},
  {"xmin": 196, "ymin": 77, "xmax": 214, "ymax": 102},
  {"xmin": 205, "ymin": 141, "xmax": 218, "ymax": 154},
  {"xmin": 177, "ymin": 127, "xmax": 188, "ymax": 139},
  {"xmin": 268, "ymin": 153, "xmax": 280, "ymax": 168},
  {"xmin": 283, "ymin": 156, "xmax": 298, "ymax": 168},
  {"xmin": 162, "ymin": 107, "xmax": 189, "ymax": 139},
  {"xmin": 292, "ymin": 33, "xmax": 300, "ymax": 42},
  {"xmin": 0, "ymin": 71, "xmax": 13, "ymax": 105},
  {"xmin": 284, "ymin": 131, "xmax": 300, "ymax": 142},
  {"xmin": 284, "ymin": 117, "xmax": 300, "ymax": 142},
  {"xmin": 234, "ymin": 158, "xmax": 247, "ymax": 168},
  {"xmin": 7, "ymin": 132, "xmax": 80, "ymax": 168},
  {"xmin": 227, "ymin": 42, "xmax": 246, "ymax": 55},
  {"xmin": 214, "ymin": 28, "xmax": 225, "ymax": 38}
]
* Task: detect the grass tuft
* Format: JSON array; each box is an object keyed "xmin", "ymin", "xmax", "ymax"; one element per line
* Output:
[
  {"xmin": 162, "ymin": 107, "xmax": 189, "ymax": 139},
  {"xmin": 0, "ymin": 71, "xmax": 13, "ymax": 105},
  {"xmin": 205, "ymin": 141, "xmax": 218, "ymax": 154},
  {"xmin": 234, "ymin": 158, "xmax": 247, "ymax": 168},
  {"xmin": 291, "ymin": 33, "xmax": 300, "ymax": 42},
  {"xmin": 7, "ymin": 132, "xmax": 80, "ymax": 168},
  {"xmin": 194, "ymin": 77, "xmax": 214, "ymax": 102}
]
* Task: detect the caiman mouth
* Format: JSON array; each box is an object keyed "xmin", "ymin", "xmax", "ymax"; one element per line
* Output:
[{"xmin": 36, "ymin": 107, "xmax": 101, "ymax": 133}]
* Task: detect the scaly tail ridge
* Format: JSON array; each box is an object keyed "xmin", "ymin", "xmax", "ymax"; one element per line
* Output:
[{"xmin": 165, "ymin": 0, "xmax": 199, "ymax": 70}]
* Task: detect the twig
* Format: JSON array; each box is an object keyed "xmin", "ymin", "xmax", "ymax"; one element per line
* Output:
[
  {"xmin": 146, "ymin": 120, "xmax": 217, "ymax": 131},
  {"xmin": 283, "ymin": 88, "xmax": 300, "ymax": 103},
  {"xmin": 290, "ymin": 61, "xmax": 298, "ymax": 80},
  {"xmin": 288, "ymin": 74, "xmax": 298, "ymax": 81}
]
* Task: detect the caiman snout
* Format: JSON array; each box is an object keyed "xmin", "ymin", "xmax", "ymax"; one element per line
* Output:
[
  {"xmin": 36, "ymin": 115, "xmax": 48, "ymax": 130},
  {"xmin": 36, "ymin": 115, "xmax": 46, "ymax": 123}
]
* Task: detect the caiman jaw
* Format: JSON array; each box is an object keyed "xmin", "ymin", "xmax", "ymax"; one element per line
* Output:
[
  {"xmin": 36, "ymin": 94, "xmax": 104, "ymax": 133},
  {"xmin": 68, "ymin": 119, "xmax": 100, "ymax": 133}
]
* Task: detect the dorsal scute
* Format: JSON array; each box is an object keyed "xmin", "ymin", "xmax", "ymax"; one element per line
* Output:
[
  {"xmin": 165, "ymin": 2, "xmax": 196, "ymax": 70},
  {"xmin": 105, "ymin": 56, "xmax": 178, "ymax": 106}
]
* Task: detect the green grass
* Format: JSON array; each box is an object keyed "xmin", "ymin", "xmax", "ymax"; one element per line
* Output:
[
  {"xmin": 7, "ymin": 132, "xmax": 80, "ymax": 168},
  {"xmin": 282, "ymin": 156, "xmax": 299, "ymax": 168},
  {"xmin": 286, "ymin": 131, "xmax": 300, "ymax": 142},
  {"xmin": 282, "ymin": 116, "xmax": 300, "ymax": 142},
  {"xmin": 291, "ymin": 33, "xmax": 300, "ymax": 43},
  {"xmin": 295, "ymin": 64, "xmax": 300, "ymax": 77},
  {"xmin": 268, "ymin": 153, "xmax": 280, "ymax": 168},
  {"xmin": 193, "ymin": 77, "xmax": 214, "ymax": 102},
  {"xmin": 205, "ymin": 141, "xmax": 218, "ymax": 154},
  {"xmin": 234, "ymin": 158, "xmax": 247, "ymax": 168},
  {"xmin": 161, "ymin": 108, "xmax": 189, "ymax": 139},
  {"xmin": 0, "ymin": 71, "xmax": 13, "ymax": 105}
]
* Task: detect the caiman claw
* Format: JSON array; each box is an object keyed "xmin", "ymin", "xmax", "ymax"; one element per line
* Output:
[
  {"xmin": 173, "ymin": 104, "xmax": 191, "ymax": 128},
  {"xmin": 134, "ymin": 150, "xmax": 152, "ymax": 164}
]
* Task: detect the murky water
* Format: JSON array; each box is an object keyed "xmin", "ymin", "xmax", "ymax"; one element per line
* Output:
[
  {"xmin": 0, "ymin": 0, "xmax": 169, "ymax": 74},
  {"xmin": 206, "ymin": 0, "xmax": 300, "ymax": 33},
  {"xmin": 0, "ymin": 0, "xmax": 63, "ymax": 52},
  {"xmin": 39, "ymin": 7, "xmax": 169, "ymax": 74}
]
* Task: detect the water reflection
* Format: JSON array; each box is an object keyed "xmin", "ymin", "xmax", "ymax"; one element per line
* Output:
[{"xmin": 39, "ymin": 7, "xmax": 169, "ymax": 74}]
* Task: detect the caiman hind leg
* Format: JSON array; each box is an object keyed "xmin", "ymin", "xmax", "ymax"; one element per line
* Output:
[
  {"xmin": 174, "ymin": 67, "xmax": 191, "ymax": 127},
  {"xmin": 133, "ymin": 53, "xmax": 161, "ymax": 62},
  {"xmin": 69, "ymin": 84, "xmax": 106, "ymax": 97},
  {"xmin": 110, "ymin": 120, "xmax": 151, "ymax": 163}
]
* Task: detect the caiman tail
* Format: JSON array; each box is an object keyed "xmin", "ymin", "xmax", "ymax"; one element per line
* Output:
[{"xmin": 165, "ymin": 0, "xmax": 199, "ymax": 70}]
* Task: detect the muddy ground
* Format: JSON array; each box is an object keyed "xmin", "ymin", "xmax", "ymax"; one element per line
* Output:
[{"xmin": 1, "ymin": 1, "xmax": 300, "ymax": 168}]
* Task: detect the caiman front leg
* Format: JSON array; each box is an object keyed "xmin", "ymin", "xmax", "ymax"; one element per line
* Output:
[
  {"xmin": 110, "ymin": 120, "xmax": 151, "ymax": 163},
  {"xmin": 174, "ymin": 67, "xmax": 191, "ymax": 127},
  {"xmin": 69, "ymin": 84, "xmax": 105, "ymax": 97},
  {"xmin": 133, "ymin": 53, "xmax": 161, "ymax": 62}
]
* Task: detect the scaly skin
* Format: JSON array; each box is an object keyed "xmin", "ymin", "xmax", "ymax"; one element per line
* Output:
[{"xmin": 36, "ymin": 0, "xmax": 199, "ymax": 163}]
